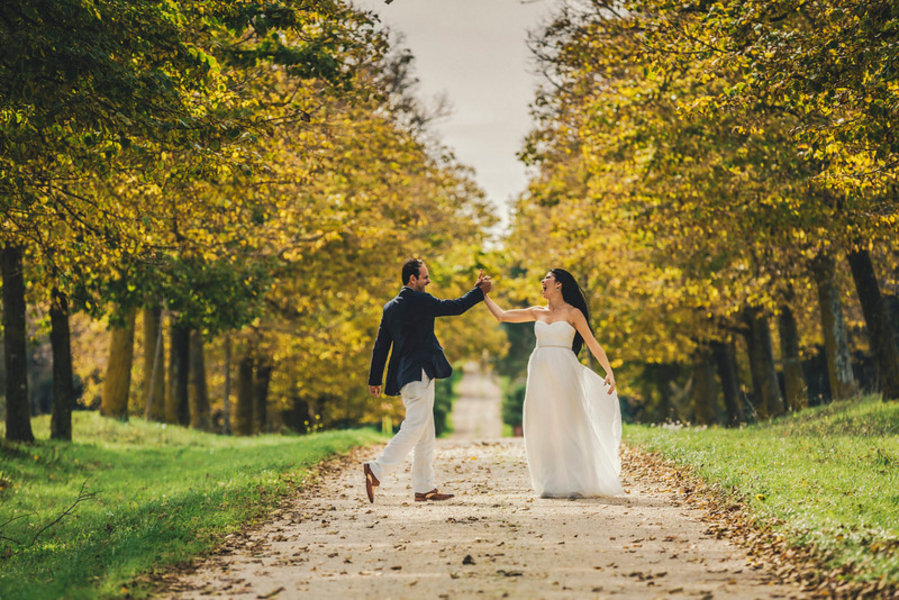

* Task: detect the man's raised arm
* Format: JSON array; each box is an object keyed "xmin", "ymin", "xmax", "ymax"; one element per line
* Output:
[{"xmin": 425, "ymin": 271, "xmax": 492, "ymax": 317}]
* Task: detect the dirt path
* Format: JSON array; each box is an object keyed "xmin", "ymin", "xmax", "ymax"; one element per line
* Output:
[
  {"xmin": 449, "ymin": 363, "xmax": 503, "ymax": 440},
  {"xmin": 161, "ymin": 438, "xmax": 804, "ymax": 599}
]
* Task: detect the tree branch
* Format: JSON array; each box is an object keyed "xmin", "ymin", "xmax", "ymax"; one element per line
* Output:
[{"xmin": 0, "ymin": 481, "xmax": 97, "ymax": 549}]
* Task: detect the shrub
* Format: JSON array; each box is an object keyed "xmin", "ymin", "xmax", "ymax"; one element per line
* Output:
[{"xmin": 501, "ymin": 377, "xmax": 527, "ymax": 430}]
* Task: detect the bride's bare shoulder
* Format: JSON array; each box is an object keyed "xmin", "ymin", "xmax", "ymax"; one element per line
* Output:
[{"xmin": 564, "ymin": 305, "xmax": 586, "ymax": 322}]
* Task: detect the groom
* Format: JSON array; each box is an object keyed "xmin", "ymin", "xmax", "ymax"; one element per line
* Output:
[{"xmin": 365, "ymin": 258, "xmax": 491, "ymax": 503}]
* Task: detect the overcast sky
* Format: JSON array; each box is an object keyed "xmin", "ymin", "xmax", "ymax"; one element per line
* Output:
[{"xmin": 351, "ymin": 0, "xmax": 553, "ymax": 225}]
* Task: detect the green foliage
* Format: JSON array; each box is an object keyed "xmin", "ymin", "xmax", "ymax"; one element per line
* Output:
[
  {"xmin": 0, "ymin": 0, "xmax": 507, "ymax": 435},
  {"xmin": 626, "ymin": 395, "xmax": 899, "ymax": 584},
  {"xmin": 500, "ymin": 377, "xmax": 526, "ymax": 429},
  {"xmin": 507, "ymin": 0, "xmax": 899, "ymax": 413},
  {"xmin": 1, "ymin": 0, "xmax": 375, "ymax": 320},
  {"xmin": 0, "ymin": 412, "xmax": 382, "ymax": 600},
  {"xmin": 491, "ymin": 321, "xmax": 536, "ymax": 380},
  {"xmin": 434, "ymin": 370, "xmax": 461, "ymax": 438}
]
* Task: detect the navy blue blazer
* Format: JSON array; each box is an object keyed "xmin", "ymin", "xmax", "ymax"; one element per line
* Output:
[{"xmin": 368, "ymin": 286, "xmax": 485, "ymax": 396}]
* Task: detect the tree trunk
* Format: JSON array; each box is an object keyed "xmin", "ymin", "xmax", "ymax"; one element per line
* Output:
[
  {"xmin": 743, "ymin": 307, "xmax": 784, "ymax": 419},
  {"xmin": 711, "ymin": 340, "xmax": 743, "ymax": 427},
  {"xmin": 166, "ymin": 322, "xmax": 190, "ymax": 425},
  {"xmin": 847, "ymin": 249, "xmax": 899, "ymax": 400},
  {"xmin": 234, "ymin": 354, "xmax": 254, "ymax": 436},
  {"xmin": 101, "ymin": 308, "xmax": 136, "ymax": 419},
  {"xmin": 253, "ymin": 358, "xmax": 272, "ymax": 434},
  {"xmin": 691, "ymin": 348, "xmax": 718, "ymax": 425},
  {"xmin": 778, "ymin": 305, "xmax": 807, "ymax": 411},
  {"xmin": 652, "ymin": 363, "xmax": 678, "ymax": 422},
  {"xmin": 1, "ymin": 246, "xmax": 34, "ymax": 443},
  {"xmin": 0, "ymin": 327, "xmax": 5, "ymax": 421},
  {"xmin": 887, "ymin": 294, "xmax": 899, "ymax": 347},
  {"xmin": 812, "ymin": 254, "xmax": 858, "ymax": 400},
  {"xmin": 49, "ymin": 288, "xmax": 74, "ymax": 441},
  {"xmin": 287, "ymin": 397, "xmax": 310, "ymax": 433},
  {"xmin": 222, "ymin": 333, "xmax": 232, "ymax": 435},
  {"xmin": 188, "ymin": 330, "xmax": 211, "ymax": 430},
  {"xmin": 143, "ymin": 307, "xmax": 166, "ymax": 421}
]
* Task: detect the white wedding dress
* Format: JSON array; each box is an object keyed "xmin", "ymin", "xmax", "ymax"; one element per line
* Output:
[{"xmin": 523, "ymin": 320, "xmax": 624, "ymax": 498}]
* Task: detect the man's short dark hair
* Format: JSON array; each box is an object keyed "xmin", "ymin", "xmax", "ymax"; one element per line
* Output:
[{"xmin": 402, "ymin": 258, "xmax": 424, "ymax": 285}]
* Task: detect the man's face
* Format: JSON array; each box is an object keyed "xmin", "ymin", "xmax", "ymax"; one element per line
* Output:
[{"xmin": 409, "ymin": 264, "xmax": 430, "ymax": 292}]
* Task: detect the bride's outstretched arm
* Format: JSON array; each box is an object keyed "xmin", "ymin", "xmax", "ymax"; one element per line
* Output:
[
  {"xmin": 570, "ymin": 309, "xmax": 617, "ymax": 393},
  {"xmin": 483, "ymin": 295, "xmax": 538, "ymax": 323}
]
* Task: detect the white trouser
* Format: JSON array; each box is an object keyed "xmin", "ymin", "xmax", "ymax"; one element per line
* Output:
[{"xmin": 369, "ymin": 370, "xmax": 436, "ymax": 494}]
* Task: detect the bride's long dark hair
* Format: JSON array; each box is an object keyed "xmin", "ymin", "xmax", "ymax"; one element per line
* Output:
[{"xmin": 551, "ymin": 268, "xmax": 591, "ymax": 356}]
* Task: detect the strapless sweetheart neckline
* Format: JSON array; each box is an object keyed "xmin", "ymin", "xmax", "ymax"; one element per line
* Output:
[{"xmin": 535, "ymin": 320, "xmax": 573, "ymax": 328}]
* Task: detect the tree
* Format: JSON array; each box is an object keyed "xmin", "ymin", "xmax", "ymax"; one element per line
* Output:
[
  {"xmin": 847, "ymin": 248, "xmax": 899, "ymax": 399},
  {"xmin": 100, "ymin": 309, "xmax": 136, "ymax": 419},
  {"xmin": 188, "ymin": 330, "xmax": 211, "ymax": 430},
  {"xmin": 165, "ymin": 322, "xmax": 190, "ymax": 426},
  {"xmin": 49, "ymin": 288, "xmax": 75, "ymax": 440},
  {"xmin": 142, "ymin": 307, "xmax": 166, "ymax": 421},
  {"xmin": 1, "ymin": 0, "xmax": 392, "ymax": 438},
  {"xmin": 2, "ymin": 246, "xmax": 33, "ymax": 442},
  {"xmin": 505, "ymin": 0, "xmax": 899, "ymax": 421}
]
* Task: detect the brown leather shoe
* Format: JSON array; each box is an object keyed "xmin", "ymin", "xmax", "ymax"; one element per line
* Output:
[
  {"xmin": 414, "ymin": 489, "xmax": 454, "ymax": 502},
  {"xmin": 363, "ymin": 463, "xmax": 379, "ymax": 504}
]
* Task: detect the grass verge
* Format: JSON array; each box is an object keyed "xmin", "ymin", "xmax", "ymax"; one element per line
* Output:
[
  {"xmin": 624, "ymin": 394, "xmax": 899, "ymax": 588},
  {"xmin": 0, "ymin": 412, "xmax": 382, "ymax": 600}
]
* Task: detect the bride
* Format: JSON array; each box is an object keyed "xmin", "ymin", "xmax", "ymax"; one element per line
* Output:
[{"xmin": 483, "ymin": 268, "xmax": 624, "ymax": 498}]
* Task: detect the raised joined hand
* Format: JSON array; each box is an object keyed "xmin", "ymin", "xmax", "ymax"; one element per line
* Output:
[{"xmin": 476, "ymin": 270, "xmax": 493, "ymax": 294}]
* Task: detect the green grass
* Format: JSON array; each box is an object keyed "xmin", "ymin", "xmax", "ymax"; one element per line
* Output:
[
  {"xmin": 625, "ymin": 395, "xmax": 899, "ymax": 584},
  {"xmin": 0, "ymin": 412, "xmax": 382, "ymax": 600}
]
